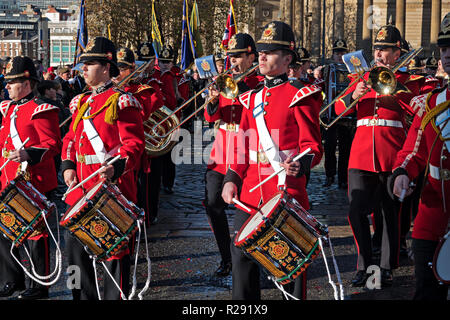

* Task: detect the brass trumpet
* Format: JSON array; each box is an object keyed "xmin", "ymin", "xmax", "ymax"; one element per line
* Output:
[
  {"xmin": 148, "ymin": 63, "xmax": 259, "ymax": 141},
  {"xmin": 319, "ymin": 47, "xmax": 423, "ymax": 129}
]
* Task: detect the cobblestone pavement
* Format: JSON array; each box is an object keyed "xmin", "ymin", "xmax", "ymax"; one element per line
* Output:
[{"xmin": 0, "ymin": 125, "xmax": 448, "ymax": 302}]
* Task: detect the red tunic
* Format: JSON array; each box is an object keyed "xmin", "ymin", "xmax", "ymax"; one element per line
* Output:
[
  {"xmin": 122, "ymin": 82, "xmax": 164, "ymax": 172},
  {"xmin": 334, "ymin": 71, "xmax": 421, "ymax": 172},
  {"xmin": 419, "ymin": 75, "xmax": 440, "ymax": 95},
  {"xmin": 62, "ymin": 85, "xmax": 144, "ymax": 206},
  {"xmin": 226, "ymin": 76, "xmax": 323, "ymax": 211},
  {"xmin": 159, "ymin": 69, "xmax": 177, "ymax": 111},
  {"xmin": 204, "ymin": 72, "xmax": 263, "ymax": 175},
  {"xmin": 0, "ymin": 97, "xmax": 61, "ymax": 194},
  {"xmin": 393, "ymin": 87, "xmax": 450, "ymax": 241}
]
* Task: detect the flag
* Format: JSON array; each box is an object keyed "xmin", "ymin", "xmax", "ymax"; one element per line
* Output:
[
  {"xmin": 180, "ymin": 0, "xmax": 196, "ymax": 71},
  {"xmin": 151, "ymin": 0, "xmax": 163, "ymax": 58},
  {"xmin": 190, "ymin": 0, "xmax": 203, "ymax": 57},
  {"xmin": 221, "ymin": 0, "xmax": 237, "ymax": 69},
  {"xmin": 74, "ymin": 0, "xmax": 88, "ymax": 65},
  {"xmin": 221, "ymin": 0, "xmax": 237, "ymax": 51}
]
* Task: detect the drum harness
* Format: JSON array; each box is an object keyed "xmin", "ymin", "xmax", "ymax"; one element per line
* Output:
[
  {"xmin": 251, "ymin": 87, "xmax": 345, "ymax": 300},
  {"xmin": 6, "ymin": 105, "xmax": 63, "ymax": 286},
  {"xmin": 76, "ymin": 99, "xmax": 152, "ymax": 300}
]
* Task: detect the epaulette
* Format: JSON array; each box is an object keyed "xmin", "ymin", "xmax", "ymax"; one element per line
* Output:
[
  {"xmin": 178, "ymin": 76, "xmax": 190, "ymax": 86},
  {"xmin": 409, "ymin": 93, "xmax": 429, "ymax": 118},
  {"xmin": 69, "ymin": 93, "xmax": 87, "ymax": 114},
  {"xmin": 135, "ymin": 84, "xmax": 153, "ymax": 94},
  {"xmin": 31, "ymin": 103, "xmax": 59, "ymax": 119},
  {"xmin": 238, "ymin": 89, "xmax": 254, "ymax": 110},
  {"xmin": 405, "ymin": 74, "xmax": 424, "ymax": 84},
  {"xmin": 0, "ymin": 100, "xmax": 13, "ymax": 117},
  {"xmin": 118, "ymin": 93, "xmax": 142, "ymax": 110},
  {"xmin": 289, "ymin": 84, "xmax": 322, "ymax": 108},
  {"xmin": 425, "ymin": 75, "xmax": 439, "ymax": 83}
]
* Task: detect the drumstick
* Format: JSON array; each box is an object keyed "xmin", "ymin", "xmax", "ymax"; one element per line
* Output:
[
  {"xmin": 62, "ymin": 155, "xmax": 121, "ymax": 201},
  {"xmin": 398, "ymin": 182, "xmax": 415, "ymax": 202},
  {"xmin": 398, "ymin": 189, "xmax": 407, "ymax": 203},
  {"xmin": 0, "ymin": 137, "xmax": 30, "ymax": 171},
  {"xmin": 232, "ymin": 198, "xmax": 251, "ymax": 213},
  {"xmin": 249, "ymin": 147, "xmax": 312, "ymax": 193},
  {"xmin": 59, "ymin": 115, "xmax": 72, "ymax": 128}
]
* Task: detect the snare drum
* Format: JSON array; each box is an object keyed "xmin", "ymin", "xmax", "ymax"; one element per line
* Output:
[
  {"xmin": 432, "ymin": 231, "xmax": 450, "ymax": 285},
  {"xmin": 0, "ymin": 175, "xmax": 55, "ymax": 247},
  {"xmin": 234, "ymin": 192, "xmax": 328, "ymax": 285},
  {"xmin": 61, "ymin": 179, "xmax": 144, "ymax": 261}
]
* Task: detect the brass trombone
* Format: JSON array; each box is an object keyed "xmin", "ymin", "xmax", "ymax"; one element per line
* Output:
[
  {"xmin": 149, "ymin": 63, "xmax": 259, "ymax": 140},
  {"xmin": 319, "ymin": 47, "xmax": 423, "ymax": 129}
]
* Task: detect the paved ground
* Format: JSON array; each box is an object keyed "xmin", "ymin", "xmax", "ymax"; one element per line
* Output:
[{"xmin": 0, "ymin": 124, "xmax": 447, "ymax": 303}]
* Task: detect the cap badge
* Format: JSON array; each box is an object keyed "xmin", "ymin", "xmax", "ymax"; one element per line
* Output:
[
  {"xmin": 228, "ymin": 36, "xmax": 237, "ymax": 50},
  {"xmin": 376, "ymin": 28, "xmax": 387, "ymax": 41},
  {"xmin": 262, "ymin": 23, "xmax": 276, "ymax": 40},
  {"xmin": 84, "ymin": 39, "xmax": 95, "ymax": 52},
  {"xmin": 117, "ymin": 49, "xmax": 126, "ymax": 60},
  {"xmin": 5, "ymin": 61, "xmax": 13, "ymax": 74},
  {"xmin": 141, "ymin": 45, "xmax": 150, "ymax": 56}
]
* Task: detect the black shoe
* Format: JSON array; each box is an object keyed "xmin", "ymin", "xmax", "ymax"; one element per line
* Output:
[
  {"xmin": 323, "ymin": 177, "xmax": 334, "ymax": 187},
  {"xmin": 380, "ymin": 268, "xmax": 393, "ymax": 287},
  {"xmin": 0, "ymin": 282, "xmax": 25, "ymax": 297},
  {"xmin": 215, "ymin": 261, "xmax": 232, "ymax": 277},
  {"xmin": 17, "ymin": 288, "xmax": 49, "ymax": 300},
  {"xmin": 163, "ymin": 187, "xmax": 174, "ymax": 194},
  {"xmin": 351, "ymin": 270, "xmax": 369, "ymax": 287}
]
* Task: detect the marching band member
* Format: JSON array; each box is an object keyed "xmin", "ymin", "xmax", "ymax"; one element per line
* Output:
[
  {"xmin": 221, "ymin": 21, "xmax": 323, "ymax": 300},
  {"xmin": 61, "ymin": 37, "xmax": 144, "ymax": 300},
  {"xmin": 158, "ymin": 45, "xmax": 177, "ymax": 195},
  {"xmin": 113, "ymin": 47, "xmax": 164, "ymax": 227},
  {"xmin": 204, "ymin": 32, "xmax": 263, "ymax": 277},
  {"xmin": 334, "ymin": 25, "xmax": 422, "ymax": 288},
  {"xmin": 0, "ymin": 56, "xmax": 61, "ymax": 300},
  {"xmin": 389, "ymin": 14, "xmax": 450, "ymax": 300},
  {"xmin": 137, "ymin": 42, "xmax": 165, "ymax": 225},
  {"xmin": 321, "ymin": 39, "xmax": 354, "ymax": 189}
]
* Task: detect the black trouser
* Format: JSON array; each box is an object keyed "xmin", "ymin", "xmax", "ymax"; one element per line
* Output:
[
  {"xmin": 65, "ymin": 232, "xmax": 131, "ymax": 300},
  {"xmin": 162, "ymin": 151, "xmax": 176, "ymax": 189},
  {"xmin": 231, "ymin": 209, "xmax": 306, "ymax": 300},
  {"xmin": 0, "ymin": 236, "xmax": 49, "ymax": 289},
  {"xmin": 348, "ymin": 169, "xmax": 400, "ymax": 271},
  {"xmin": 372, "ymin": 195, "xmax": 412, "ymax": 250},
  {"xmin": 136, "ymin": 167, "xmax": 150, "ymax": 226},
  {"xmin": 323, "ymin": 123, "xmax": 353, "ymax": 184},
  {"xmin": 372, "ymin": 173, "xmax": 425, "ymax": 250},
  {"xmin": 148, "ymin": 156, "xmax": 163, "ymax": 221},
  {"xmin": 411, "ymin": 238, "xmax": 448, "ymax": 300},
  {"xmin": 204, "ymin": 169, "xmax": 231, "ymax": 265}
]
